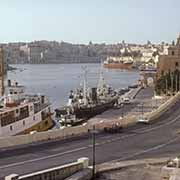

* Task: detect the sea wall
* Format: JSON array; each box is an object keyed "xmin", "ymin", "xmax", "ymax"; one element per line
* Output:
[
  {"xmin": 0, "ymin": 116, "xmax": 135, "ymax": 149},
  {"xmin": 5, "ymin": 158, "xmax": 90, "ymax": 180},
  {"xmin": 146, "ymin": 92, "xmax": 180, "ymax": 122},
  {"xmin": 0, "ymin": 92, "xmax": 179, "ymax": 149}
]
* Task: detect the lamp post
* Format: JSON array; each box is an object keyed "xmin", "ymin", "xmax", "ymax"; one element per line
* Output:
[{"xmin": 90, "ymin": 125, "xmax": 98, "ymax": 180}]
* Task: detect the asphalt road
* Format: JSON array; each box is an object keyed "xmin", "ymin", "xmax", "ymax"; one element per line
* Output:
[{"xmin": 0, "ymin": 89, "xmax": 180, "ymax": 178}]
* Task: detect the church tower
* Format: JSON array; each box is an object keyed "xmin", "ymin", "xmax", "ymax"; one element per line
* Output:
[
  {"xmin": 0, "ymin": 48, "xmax": 5, "ymax": 96},
  {"xmin": 176, "ymin": 32, "xmax": 180, "ymax": 46}
]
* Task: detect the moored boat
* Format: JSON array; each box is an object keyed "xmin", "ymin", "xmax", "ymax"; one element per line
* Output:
[
  {"xmin": 103, "ymin": 56, "xmax": 133, "ymax": 69},
  {"xmin": 55, "ymin": 68, "xmax": 119, "ymax": 126}
]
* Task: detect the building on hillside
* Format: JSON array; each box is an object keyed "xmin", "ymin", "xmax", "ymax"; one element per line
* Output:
[{"xmin": 157, "ymin": 34, "xmax": 180, "ymax": 79}]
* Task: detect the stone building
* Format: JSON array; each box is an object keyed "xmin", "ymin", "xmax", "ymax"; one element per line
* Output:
[{"xmin": 157, "ymin": 34, "xmax": 180, "ymax": 79}]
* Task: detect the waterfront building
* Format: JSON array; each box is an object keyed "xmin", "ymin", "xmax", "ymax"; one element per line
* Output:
[{"xmin": 157, "ymin": 34, "xmax": 180, "ymax": 79}]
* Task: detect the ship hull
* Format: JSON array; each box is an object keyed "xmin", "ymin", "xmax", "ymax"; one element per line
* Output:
[
  {"xmin": 104, "ymin": 62, "xmax": 133, "ymax": 70},
  {"xmin": 19, "ymin": 115, "xmax": 54, "ymax": 135},
  {"xmin": 56, "ymin": 99, "xmax": 117, "ymax": 122},
  {"xmin": 73, "ymin": 99, "xmax": 116, "ymax": 119}
]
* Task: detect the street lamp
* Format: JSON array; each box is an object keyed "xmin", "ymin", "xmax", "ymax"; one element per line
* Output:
[{"xmin": 90, "ymin": 125, "xmax": 98, "ymax": 180}]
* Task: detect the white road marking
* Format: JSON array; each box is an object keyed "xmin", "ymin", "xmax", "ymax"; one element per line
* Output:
[
  {"xmin": 0, "ymin": 146, "xmax": 87, "ymax": 169},
  {"xmin": 117, "ymin": 135, "xmax": 180, "ymax": 161}
]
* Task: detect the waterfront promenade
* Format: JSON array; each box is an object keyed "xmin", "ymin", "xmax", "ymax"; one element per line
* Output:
[{"xmin": 87, "ymin": 87, "xmax": 166, "ymax": 126}]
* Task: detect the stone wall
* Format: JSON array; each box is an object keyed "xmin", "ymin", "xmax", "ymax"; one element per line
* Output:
[
  {"xmin": 5, "ymin": 158, "xmax": 90, "ymax": 180},
  {"xmin": 146, "ymin": 92, "xmax": 180, "ymax": 122}
]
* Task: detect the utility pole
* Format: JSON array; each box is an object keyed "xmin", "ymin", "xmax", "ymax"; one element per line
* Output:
[{"xmin": 91, "ymin": 125, "xmax": 97, "ymax": 180}]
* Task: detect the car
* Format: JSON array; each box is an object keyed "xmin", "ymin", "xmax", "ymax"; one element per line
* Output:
[
  {"xmin": 137, "ymin": 116, "xmax": 149, "ymax": 124},
  {"xmin": 123, "ymin": 97, "xmax": 131, "ymax": 104}
]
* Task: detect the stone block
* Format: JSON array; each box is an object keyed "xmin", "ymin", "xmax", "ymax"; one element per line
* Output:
[{"xmin": 78, "ymin": 157, "xmax": 89, "ymax": 168}]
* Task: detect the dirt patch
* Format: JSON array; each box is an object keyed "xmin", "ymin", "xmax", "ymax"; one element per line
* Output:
[{"xmin": 96, "ymin": 164, "xmax": 162, "ymax": 180}]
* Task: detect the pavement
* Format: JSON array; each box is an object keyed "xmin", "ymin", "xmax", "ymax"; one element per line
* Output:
[
  {"xmin": 88, "ymin": 87, "xmax": 166, "ymax": 125},
  {"xmin": 96, "ymin": 160, "xmax": 164, "ymax": 180},
  {"xmin": 0, "ymin": 88, "xmax": 180, "ymax": 178}
]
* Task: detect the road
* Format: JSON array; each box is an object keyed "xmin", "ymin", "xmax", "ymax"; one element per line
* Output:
[{"xmin": 0, "ymin": 89, "xmax": 180, "ymax": 178}]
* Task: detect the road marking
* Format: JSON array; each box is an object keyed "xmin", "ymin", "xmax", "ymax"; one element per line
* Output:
[
  {"xmin": 0, "ymin": 146, "xmax": 87, "ymax": 169},
  {"xmin": 117, "ymin": 135, "xmax": 180, "ymax": 161}
]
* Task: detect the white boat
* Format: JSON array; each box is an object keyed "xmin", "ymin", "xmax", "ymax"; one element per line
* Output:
[{"xmin": 0, "ymin": 80, "xmax": 54, "ymax": 137}]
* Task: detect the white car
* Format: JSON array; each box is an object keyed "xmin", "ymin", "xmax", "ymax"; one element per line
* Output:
[
  {"xmin": 123, "ymin": 97, "xmax": 131, "ymax": 104},
  {"xmin": 137, "ymin": 116, "xmax": 149, "ymax": 124}
]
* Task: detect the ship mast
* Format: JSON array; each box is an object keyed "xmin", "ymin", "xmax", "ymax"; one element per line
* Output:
[
  {"xmin": 82, "ymin": 66, "xmax": 88, "ymax": 105},
  {"xmin": 97, "ymin": 62, "xmax": 106, "ymax": 96}
]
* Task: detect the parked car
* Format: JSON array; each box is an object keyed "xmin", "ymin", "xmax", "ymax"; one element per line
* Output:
[{"xmin": 137, "ymin": 116, "xmax": 149, "ymax": 124}]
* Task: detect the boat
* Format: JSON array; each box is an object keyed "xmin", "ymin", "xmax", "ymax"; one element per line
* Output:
[
  {"xmin": 103, "ymin": 56, "xmax": 133, "ymax": 69},
  {"xmin": 0, "ymin": 80, "xmax": 54, "ymax": 137},
  {"xmin": 55, "ymin": 68, "xmax": 118, "ymax": 126}
]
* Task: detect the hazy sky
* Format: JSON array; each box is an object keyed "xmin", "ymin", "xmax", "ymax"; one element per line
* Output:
[{"xmin": 0, "ymin": 0, "xmax": 180, "ymax": 44}]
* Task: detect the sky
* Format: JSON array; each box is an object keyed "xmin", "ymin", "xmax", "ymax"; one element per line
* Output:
[{"xmin": 0, "ymin": 0, "xmax": 180, "ymax": 44}]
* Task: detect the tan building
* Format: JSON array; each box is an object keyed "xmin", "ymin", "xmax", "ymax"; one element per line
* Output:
[{"xmin": 157, "ymin": 34, "xmax": 180, "ymax": 79}]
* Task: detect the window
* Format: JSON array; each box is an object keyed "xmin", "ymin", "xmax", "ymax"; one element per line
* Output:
[
  {"xmin": 23, "ymin": 120, "xmax": 25, "ymax": 126},
  {"xmin": 172, "ymin": 51, "xmax": 175, "ymax": 55},
  {"xmin": 16, "ymin": 109, "xmax": 19, "ymax": 113},
  {"xmin": 10, "ymin": 125, "xmax": 13, "ymax": 131},
  {"xmin": 175, "ymin": 62, "xmax": 179, "ymax": 67},
  {"xmin": 30, "ymin": 106, "xmax": 33, "ymax": 111}
]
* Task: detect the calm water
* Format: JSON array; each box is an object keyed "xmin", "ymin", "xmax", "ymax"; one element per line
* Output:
[{"xmin": 8, "ymin": 64, "xmax": 139, "ymax": 108}]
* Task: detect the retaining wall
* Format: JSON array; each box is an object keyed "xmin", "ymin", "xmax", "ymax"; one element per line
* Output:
[
  {"xmin": 146, "ymin": 92, "xmax": 180, "ymax": 122},
  {"xmin": 5, "ymin": 158, "xmax": 90, "ymax": 180}
]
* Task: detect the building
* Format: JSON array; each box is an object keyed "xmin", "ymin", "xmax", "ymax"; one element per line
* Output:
[{"xmin": 157, "ymin": 34, "xmax": 180, "ymax": 79}]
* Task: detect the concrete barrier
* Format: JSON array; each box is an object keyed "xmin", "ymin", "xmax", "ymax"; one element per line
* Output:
[
  {"xmin": 0, "ymin": 125, "xmax": 89, "ymax": 149},
  {"xmin": 5, "ymin": 158, "xmax": 90, "ymax": 180},
  {"xmin": 145, "ymin": 92, "xmax": 180, "ymax": 122},
  {"xmin": 0, "ymin": 115, "xmax": 135, "ymax": 149}
]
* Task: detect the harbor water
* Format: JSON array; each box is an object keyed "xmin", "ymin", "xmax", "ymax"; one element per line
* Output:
[{"xmin": 8, "ymin": 64, "xmax": 139, "ymax": 108}]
